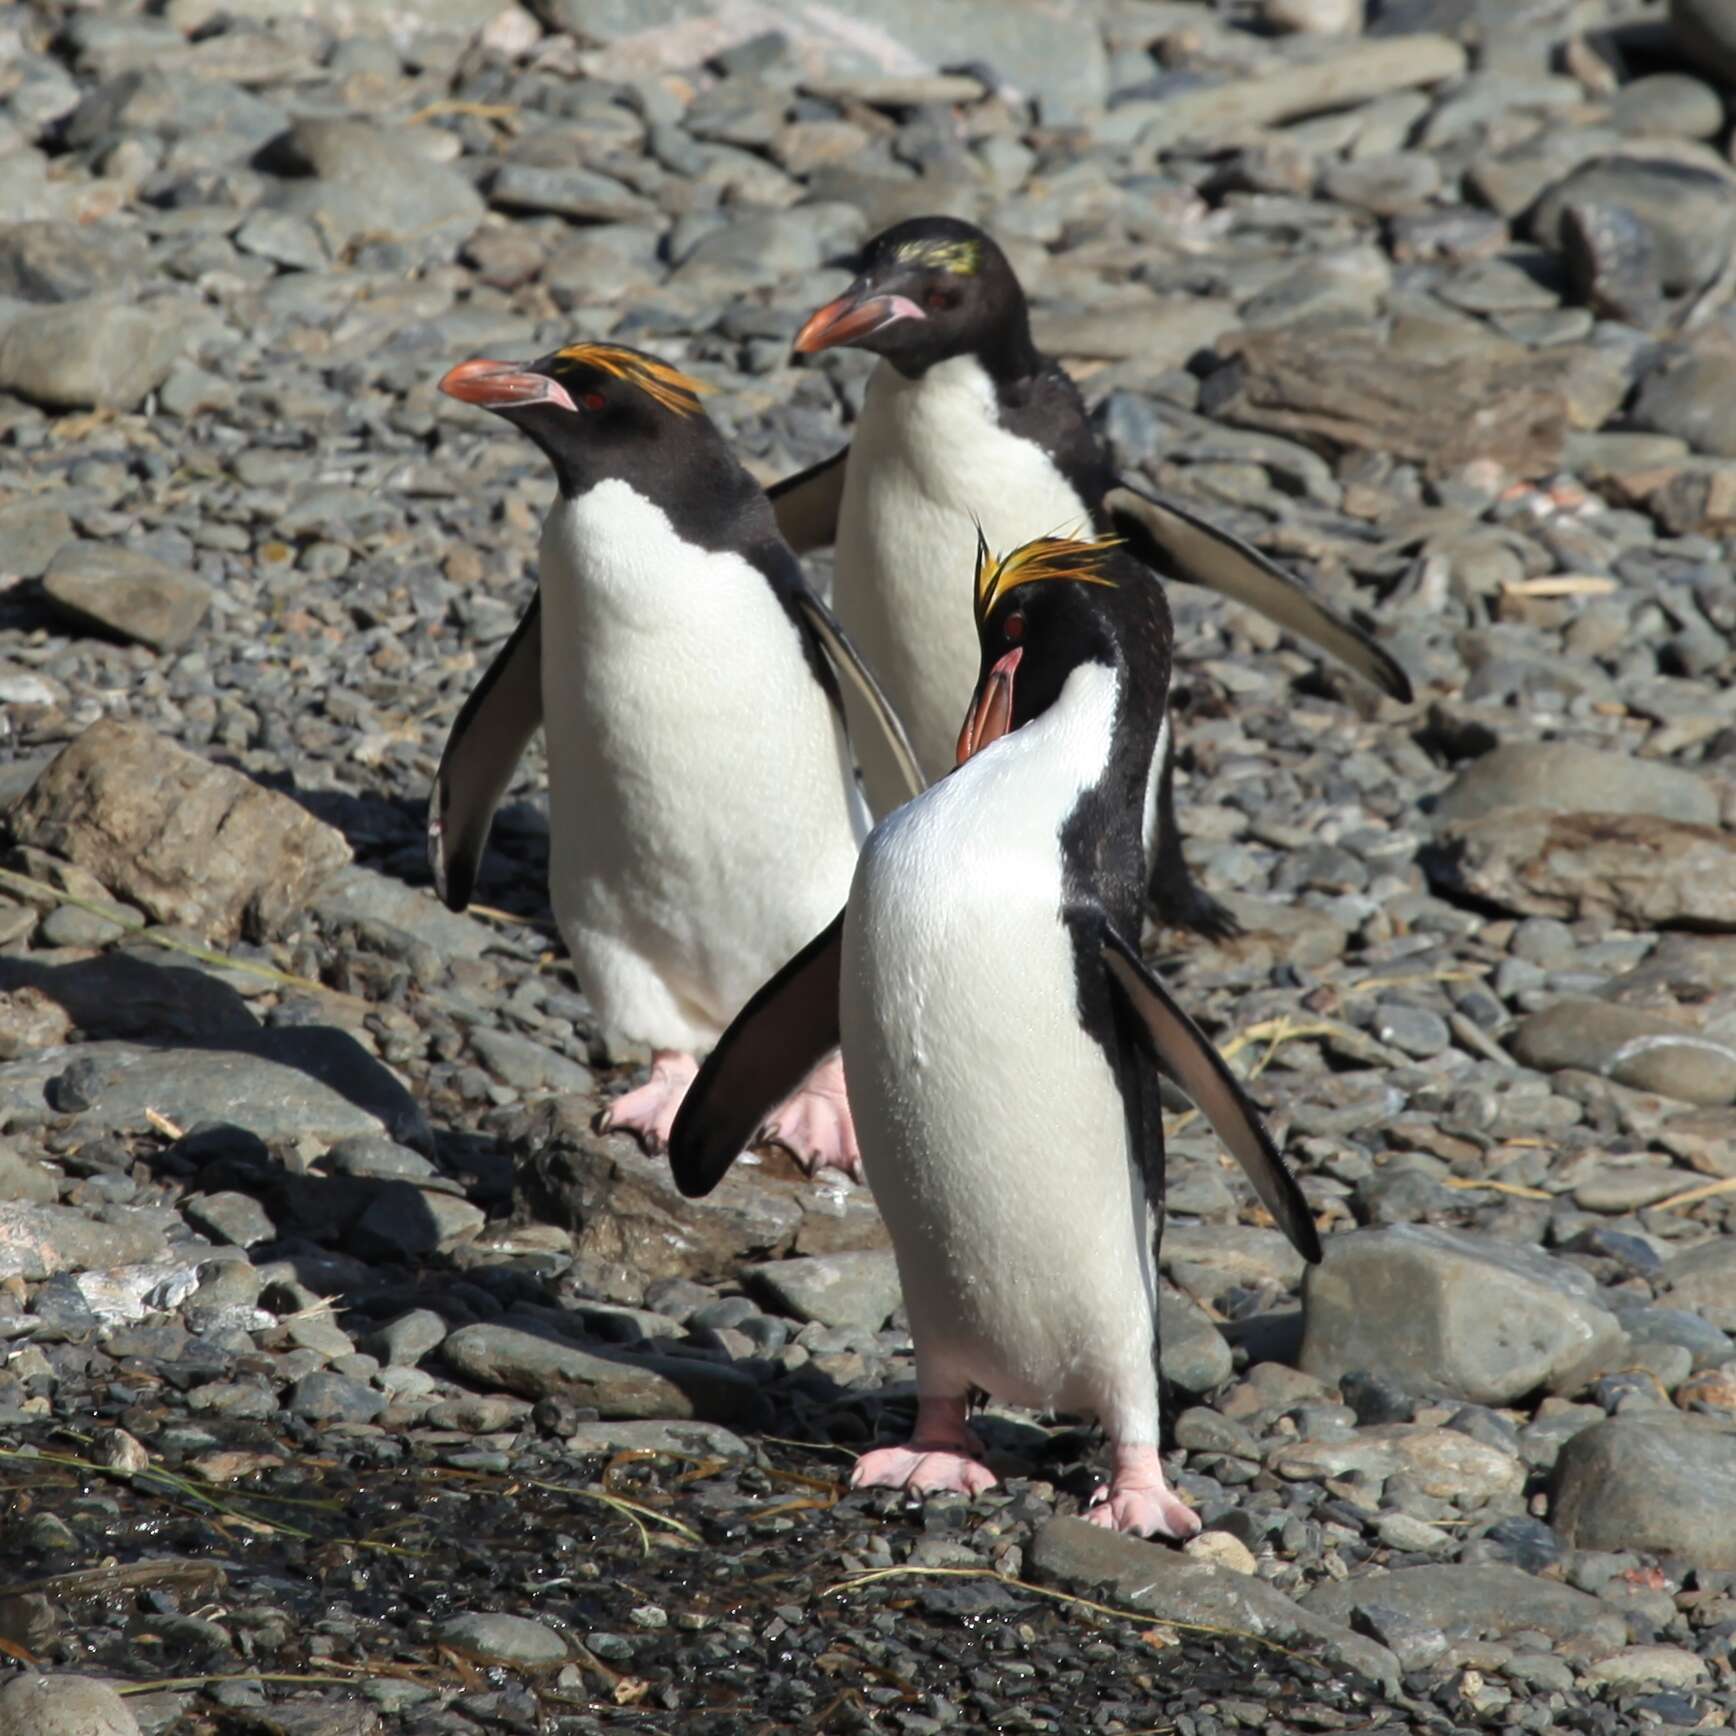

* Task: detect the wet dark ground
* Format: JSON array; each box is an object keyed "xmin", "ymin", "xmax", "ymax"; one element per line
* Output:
[{"xmin": 0, "ymin": 1419, "xmax": 1425, "ymax": 1735}]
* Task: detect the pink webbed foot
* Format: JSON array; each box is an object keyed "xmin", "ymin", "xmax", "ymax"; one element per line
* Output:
[
  {"xmin": 1086, "ymin": 1443, "xmax": 1201, "ymax": 1539},
  {"xmin": 757, "ymin": 1050, "xmax": 863, "ymax": 1184},
  {"xmin": 597, "ymin": 1050, "xmax": 699, "ymax": 1155},
  {"xmin": 853, "ymin": 1445, "xmax": 999, "ymax": 1497},
  {"xmin": 851, "ymin": 1395, "xmax": 998, "ymax": 1499}
]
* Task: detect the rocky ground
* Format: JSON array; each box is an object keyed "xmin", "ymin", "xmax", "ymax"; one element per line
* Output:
[{"xmin": 2, "ymin": 0, "xmax": 1736, "ymax": 1731}]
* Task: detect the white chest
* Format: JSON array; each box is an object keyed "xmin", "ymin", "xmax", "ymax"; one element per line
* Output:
[
  {"xmin": 536, "ymin": 479, "xmax": 859, "ymax": 1044},
  {"xmin": 833, "ymin": 357, "xmax": 1092, "ymax": 782},
  {"xmin": 840, "ymin": 667, "xmax": 1158, "ymax": 1413}
]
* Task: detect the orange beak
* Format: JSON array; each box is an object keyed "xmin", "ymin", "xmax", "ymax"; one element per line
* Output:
[
  {"xmin": 956, "ymin": 648, "xmax": 1022, "ymax": 765},
  {"xmin": 440, "ymin": 358, "xmax": 576, "ymax": 412},
  {"xmin": 793, "ymin": 291, "xmax": 927, "ymax": 355}
]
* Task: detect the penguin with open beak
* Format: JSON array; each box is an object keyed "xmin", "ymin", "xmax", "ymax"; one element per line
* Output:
[
  {"xmin": 432, "ymin": 342, "xmax": 921, "ymax": 1175},
  {"xmin": 775, "ymin": 214, "xmax": 1412, "ymax": 940},
  {"xmin": 668, "ymin": 532, "xmax": 1322, "ymax": 1537}
]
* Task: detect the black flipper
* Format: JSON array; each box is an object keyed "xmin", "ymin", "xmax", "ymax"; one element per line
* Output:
[
  {"xmin": 667, "ymin": 913, "xmax": 845, "ymax": 1199},
  {"xmin": 768, "ymin": 448, "xmax": 848, "ymax": 554},
  {"xmin": 1101, "ymin": 923, "xmax": 1322, "ymax": 1264},
  {"xmin": 794, "ymin": 589, "xmax": 925, "ymax": 807},
  {"xmin": 428, "ymin": 595, "xmax": 543, "ymax": 912},
  {"xmin": 1147, "ymin": 734, "xmax": 1239, "ymax": 940},
  {"xmin": 1105, "ymin": 482, "xmax": 1413, "ymax": 704}
]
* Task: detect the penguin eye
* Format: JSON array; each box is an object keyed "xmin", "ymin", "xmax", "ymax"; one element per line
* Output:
[
  {"xmin": 579, "ymin": 390, "xmax": 607, "ymax": 412},
  {"xmin": 1003, "ymin": 611, "xmax": 1025, "ymax": 641},
  {"xmin": 925, "ymin": 287, "xmax": 956, "ymax": 312}
]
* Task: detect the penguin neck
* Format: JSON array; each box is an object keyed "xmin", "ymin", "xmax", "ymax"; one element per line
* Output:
[
  {"xmin": 546, "ymin": 434, "xmax": 766, "ymax": 554},
  {"xmin": 965, "ymin": 659, "xmax": 1150, "ymax": 852},
  {"xmin": 1035, "ymin": 658, "xmax": 1165, "ymax": 933},
  {"xmin": 894, "ymin": 311, "xmax": 1039, "ymax": 394},
  {"xmin": 974, "ymin": 301, "xmax": 1041, "ymax": 389}
]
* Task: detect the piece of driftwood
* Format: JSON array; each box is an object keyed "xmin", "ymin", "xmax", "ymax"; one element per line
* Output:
[{"xmin": 1201, "ymin": 328, "xmax": 1577, "ymax": 479}]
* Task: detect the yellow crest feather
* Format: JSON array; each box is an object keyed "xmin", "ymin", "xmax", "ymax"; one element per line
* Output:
[
  {"xmin": 552, "ymin": 343, "xmax": 709, "ymax": 416},
  {"xmin": 892, "ymin": 236, "xmax": 982, "ymax": 276},
  {"xmin": 973, "ymin": 531, "xmax": 1121, "ymax": 624}
]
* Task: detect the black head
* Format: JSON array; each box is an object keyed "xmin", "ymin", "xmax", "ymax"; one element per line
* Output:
[
  {"xmin": 792, "ymin": 216, "xmax": 1036, "ymax": 383},
  {"xmin": 957, "ymin": 532, "xmax": 1172, "ymax": 789},
  {"xmin": 439, "ymin": 341, "xmax": 725, "ymax": 500}
]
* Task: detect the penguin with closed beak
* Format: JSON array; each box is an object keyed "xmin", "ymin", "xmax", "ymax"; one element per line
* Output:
[
  {"xmin": 775, "ymin": 214, "xmax": 1411, "ymax": 939},
  {"xmin": 433, "ymin": 341, "xmax": 921, "ymax": 1175},
  {"xmin": 669, "ymin": 532, "xmax": 1322, "ymax": 1537}
]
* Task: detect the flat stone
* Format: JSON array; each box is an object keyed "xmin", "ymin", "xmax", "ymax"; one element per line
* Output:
[
  {"xmin": 0, "ymin": 220, "xmax": 148, "ymax": 303},
  {"xmin": 1665, "ymin": 1237, "xmax": 1736, "ymax": 1315},
  {"xmin": 0, "ymin": 1674, "xmax": 139, "ymax": 1736},
  {"xmin": 512, "ymin": 1096, "xmax": 887, "ymax": 1293},
  {"xmin": 488, "ymin": 162, "xmax": 653, "ymax": 222},
  {"xmin": 233, "ymin": 209, "xmax": 327, "ymax": 271},
  {"xmin": 323, "ymin": 1137, "xmax": 438, "ymax": 1184},
  {"xmin": 1323, "ymin": 153, "xmax": 1441, "ymax": 216},
  {"xmin": 0, "ymin": 298, "xmax": 183, "ymax": 410},
  {"xmin": 1034, "ymin": 297, "xmax": 1238, "ymax": 368},
  {"xmin": 1429, "ymin": 810, "xmax": 1736, "ymax": 930},
  {"xmin": 1164, "ymin": 1225, "xmax": 1309, "ymax": 1289},
  {"xmin": 363, "ymin": 1309, "xmax": 448, "ymax": 1367},
  {"xmin": 438, "ymin": 1611, "xmax": 567, "ymax": 1667},
  {"xmin": 1029, "ymin": 1517, "xmax": 1399, "ymax": 1692},
  {"xmin": 1611, "ymin": 1301, "xmax": 1733, "ymax": 1371},
  {"xmin": 470, "ymin": 1027, "xmax": 594, "ymax": 1096},
  {"xmin": 1159, "ymin": 1287, "xmax": 1234, "ymax": 1393},
  {"xmin": 1609, "ymin": 74, "xmax": 1724, "ymax": 140},
  {"xmin": 311, "ymin": 865, "xmax": 494, "ymax": 963},
  {"xmin": 746, "ymin": 1250, "xmax": 901, "ymax": 1330},
  {"xmin": 1136, "ymin": 36, "xmax": 1466, "ymax": 153},
  {"xmin": 1270, "ymin": 1425, "xmax": 1523, "ymax": 1503},
  {"xmin": 562, "ymin": 1419, "xmax": 751, "ymax": 1459},
  {"xmin": 441, "ymin": 1322, "xmax": 762, "ymax": 1424},
  {"xmin": 1572, "ymin": 1163, "xmax": 1696, "ymax": 1212},
  {"xmin": 1633, "ymin": 348, "xmax": 1736, "ymax": 459},
  {"xmin": 0, "ymin": 1031, "xmax": 431, "ymax": 1153},
  {"xmin": 182, "ymin": 1190, "xmax": 276, "ymax": 1249},
  {"xmin": 287, "ymin": 1370, "xmax": 387, "ymax": 1424},
  {"xmin": 801, "ymin": 74, "xmax": 986, "ymax": 106},
  {"xmin": 1300, "ymin": 1225, "xmax": 1626, "ymax": 1404},
  {"xmin": 1551, "ymin": 1416, "xmax": 1736, "ymax": 1565},
  {"xmin": 1376, "ymin": 1513, "xmax": 1455, "ymax": 1553},
  {"xmin": 42, "ymin": 543, "xmax": 211, "ymax": 652},
  {"xmin": 1531, "ymin": 157, "xmax": 1736, "ymax": 295},
  {"xmin": 1434, "ymin": 742, "xmax": 1719, "ymax": 827},
  {"xmin": 10, "ymin": 720, "xmax": 351, "ymax": 942},
  {"xmin": 563, "ymin": 0, "xmax": 1106, "ymax": 121},
  {"xmin": 260, "ymin": 118, "xmax": 484, "ymax": 251},
  {"xmin": 1513, "ymin": 1000, "xmax": 1736, "ymax": 1106},
  {"xmin": 1353, "ymin": 1603, "xmax": 1450, "ymax": 1672},
  {"xmin": 0, "ymin": 1202, "xmax": 166, "ymax": 1281},
  {"xmin": 1302, "ymin": 1563, "xmax": 1627, "ymax": 1650},
  {"xmin": 673, "ymin": 204, "xmax": 862, "ymax": 282},
  {"xmin": 0, "ymin": 501, "xmax": 72, "ymax": 577},
  {"xmin": 1581, "ymin": 1646, "xmax": 1707, "ymax": 1690},
  {"xmin": 351, "ymin": 1185, "xmax": 486, "ymax": 1257},
  {"xmin": 0, "ymin": 1141, "xmax": 58, "ymax": 1204}
]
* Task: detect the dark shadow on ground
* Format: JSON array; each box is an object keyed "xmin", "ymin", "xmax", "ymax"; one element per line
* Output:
[{"xmin": 0, "ymin": 950, "xmax": 432, "ymax": 1153}]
